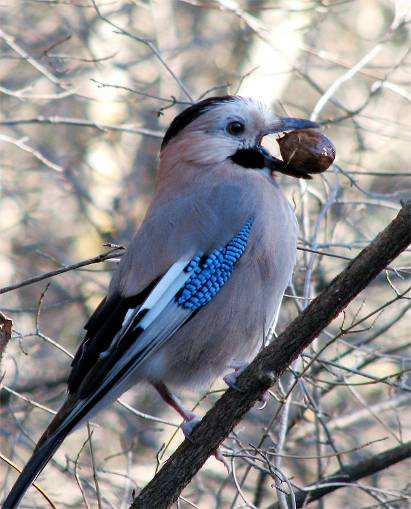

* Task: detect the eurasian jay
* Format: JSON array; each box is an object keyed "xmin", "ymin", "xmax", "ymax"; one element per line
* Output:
[{"xmin": 3, "ymin": 95, "xmax": 318, "ymax": 508}]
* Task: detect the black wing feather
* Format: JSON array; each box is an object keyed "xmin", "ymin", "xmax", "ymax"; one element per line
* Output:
[{"xmin": 68, "ymin": 280, "xmax": 158, "ymax": 393}]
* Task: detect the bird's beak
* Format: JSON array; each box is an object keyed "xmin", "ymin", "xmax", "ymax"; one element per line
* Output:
[
  {"xmin": 268, "ymin": 116, "xmax": 319, "ymax": 135},
  {"xmin": 258, "ymin": 117, "xmax": 319, "ymax": 179}
]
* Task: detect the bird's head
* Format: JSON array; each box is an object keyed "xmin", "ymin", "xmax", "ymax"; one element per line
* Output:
[{"xmin": 159, "ymin": 95, "xmax": 318, "ymax": 172}]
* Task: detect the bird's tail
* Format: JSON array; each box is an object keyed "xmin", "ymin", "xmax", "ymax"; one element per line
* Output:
[
  {"xmin": 2, "ymin": 433, "xmax": 65, "ymax": 509},
  {"xmin": 3, "ymin": 395, "xmax": 79, "ymax": 508}
]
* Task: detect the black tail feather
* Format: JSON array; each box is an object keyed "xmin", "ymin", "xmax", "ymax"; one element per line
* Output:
[{"xmin": 2, "ymin": 435, "xmax": 64, "ymax": 509}]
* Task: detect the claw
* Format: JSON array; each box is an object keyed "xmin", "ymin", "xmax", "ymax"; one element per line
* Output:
[
  {"xmin": 257, "ymin": 390, "xmax": 270, "ymax": 410},
  {"xmin": 223, "ymin": 371, "xmax": 243, "ymax": 392},
  {"xmin": 224, "ymin": 365, "xmax": 270, "ymax": 410},
  {"xmin": 223, "ymin": 363, "xmax": 247, "ymax": 392},
  {"xmin": 181, "ymin": 415, "xmax": 201, "ymax": 440}
]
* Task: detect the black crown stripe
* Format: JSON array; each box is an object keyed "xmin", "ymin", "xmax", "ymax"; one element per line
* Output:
[{"xmin": 161, "ymin": 95, "xmax": 236, "ymax": 149}]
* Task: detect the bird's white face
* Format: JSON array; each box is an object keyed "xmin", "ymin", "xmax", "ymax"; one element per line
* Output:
[
  {"xmin": 160, "ymin": 96, "xmax": 317, "ymax": 170},
  {"xmin": 185, "ymin": 98, "xmax": 273, "ymax": 156}
]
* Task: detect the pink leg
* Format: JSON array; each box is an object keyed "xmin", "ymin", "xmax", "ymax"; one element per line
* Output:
[
  {"xmin": 153, "ymin": 382, "xmax": 230, "ymax": 472},
  {"xmin": 223, "ymin": 363, "xmax": 270, "ymax": 410},
  {"xmin": 153, "ymin": 382, "xmax": 198, "ymax": 436}
]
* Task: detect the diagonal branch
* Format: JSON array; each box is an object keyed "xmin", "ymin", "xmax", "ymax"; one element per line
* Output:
[
  {"xmin": 131, "ymin": 201, "xmax": 411, "ymax": 509},
  {"xmin": 268, "ymin": 440, "xmax": 411, "ymax": 508}
]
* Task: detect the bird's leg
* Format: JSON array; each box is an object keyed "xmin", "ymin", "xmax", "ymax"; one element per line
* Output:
[
  {"xmin": 153, "ymin": 382, "xmax": 230, "ymax": 473},
  {"xmin": 223, "ymin": 363, "xmax": 270, "ymax": 409},
  {"xmin": 153, "ymin": 382, "xmax": 199, "ymax": 435}
]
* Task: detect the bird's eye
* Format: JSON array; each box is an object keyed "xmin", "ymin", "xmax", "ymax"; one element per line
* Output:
[{"xmin": 227, "ymin": 121, "xmax": 245, "ymax": 136}]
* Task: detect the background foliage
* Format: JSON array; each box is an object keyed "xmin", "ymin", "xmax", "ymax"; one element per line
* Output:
[{"xmin": 1, "ymin": 1, "xmax": 410, "ymax": 507}]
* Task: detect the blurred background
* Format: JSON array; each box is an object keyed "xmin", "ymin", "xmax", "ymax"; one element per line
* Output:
[{"xmin": 1, "ymin": 0, "xmax": 410, "ymax": 507}]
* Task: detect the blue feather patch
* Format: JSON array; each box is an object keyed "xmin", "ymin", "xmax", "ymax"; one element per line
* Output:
[{"xmin": 177, "ymin": 218, "xmax": 253, "ymax": 310}]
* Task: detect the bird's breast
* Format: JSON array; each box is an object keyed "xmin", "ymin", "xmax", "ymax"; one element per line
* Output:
[{"xmin": 145, "ymin": 177, "xmax": 298, "ymax": 390}]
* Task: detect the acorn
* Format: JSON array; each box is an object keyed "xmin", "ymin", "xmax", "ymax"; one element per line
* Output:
[{"xmin": 276, "ymin": 129, "xmax": 335, "ymax": 179}]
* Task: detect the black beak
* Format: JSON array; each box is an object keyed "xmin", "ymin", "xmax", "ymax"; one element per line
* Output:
[{"xmin": 230, "ymin": 116, "xmax": 319, "ymax": 178}]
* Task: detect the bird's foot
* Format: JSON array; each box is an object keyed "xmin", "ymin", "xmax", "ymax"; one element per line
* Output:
[
  {"xmin": 154, "ymin": 382, "xmax": 231, "ymax": 473},
  {"xmin": 223, "ymin": 363, "xmax": 270, "ymax": 409},
  {"xmin": 223, "ymin": 362, "xmax": 248, "ymax": 391},
  {"xmin": 258, "ymin": 389, "xmax": 270, "ymax": 410},
  {"xmin": 181, "ymin": 413, "xmax": 201, "ymax": 439}
]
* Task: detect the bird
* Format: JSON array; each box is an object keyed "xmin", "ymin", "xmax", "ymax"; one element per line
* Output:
[{"xmin": 3, "ymin": 95, "xmax": 318, "ymax": 508}]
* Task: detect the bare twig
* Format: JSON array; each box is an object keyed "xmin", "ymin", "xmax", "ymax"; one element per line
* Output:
[
  {"xmin": 0, "ymin": 117, "xmax": 163, "ymax": 138},
  {"xmin": 90, "ymin": 1, "xmax": 193, "ymax": 102},
  {"xmin": 268, "ymin": 440, "xmax": 411, "ymax": 509},
  {"xmin": 0, "ymin": 247, "xmax": 124, "ymax": 295},
  {"xmin": 0, "ymin": 452, "xmax": 57, "ymax": 509},
  {"xmin": 87, "ymin": 424, "xmax": 103, "ymax": 509}
]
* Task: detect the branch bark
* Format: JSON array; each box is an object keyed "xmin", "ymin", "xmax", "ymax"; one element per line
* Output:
[
  {"xmin": 0, "ymin": 312, "xmax": 12, "ymax": 368},
  {"xmin": 268, "ymin": 440, "xmax": 411, "ymax": 508},
  {"xmin": 131, "ymin": 201, "xmax": 411, "ymax": 509}
]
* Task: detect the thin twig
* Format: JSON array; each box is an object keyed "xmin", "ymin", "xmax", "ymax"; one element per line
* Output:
[
  {"xmin": 0, "ymin": 247, "xmax": 124, "ymax": 295},
  {"xmin": 0, "ymin": 452, "xmax": 57, "ymax": 508}
]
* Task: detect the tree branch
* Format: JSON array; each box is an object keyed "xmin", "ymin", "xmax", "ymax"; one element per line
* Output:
[
  {"xmin": 0, "ymin": 247, "xmax": 124, "ymax": 295},
  {"xmin": 268, "ymin": 440, "xmax": 411, "ymax": 508},
  {"xmin": 0, "ymin": 116, "xmax": 163, "ymax": 138},
  {"xmin": 0, "ymin": 312, "xmax": 12, "ymax": 367},
  {"xmin": 131, "ymin": 201, "xmax": 411, "ymax": 509}
]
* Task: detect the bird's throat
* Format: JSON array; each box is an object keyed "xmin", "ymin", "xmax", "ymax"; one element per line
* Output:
[{"xmin": 230, "ymin": 147, "xmax": 266, "ymax": 169}]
